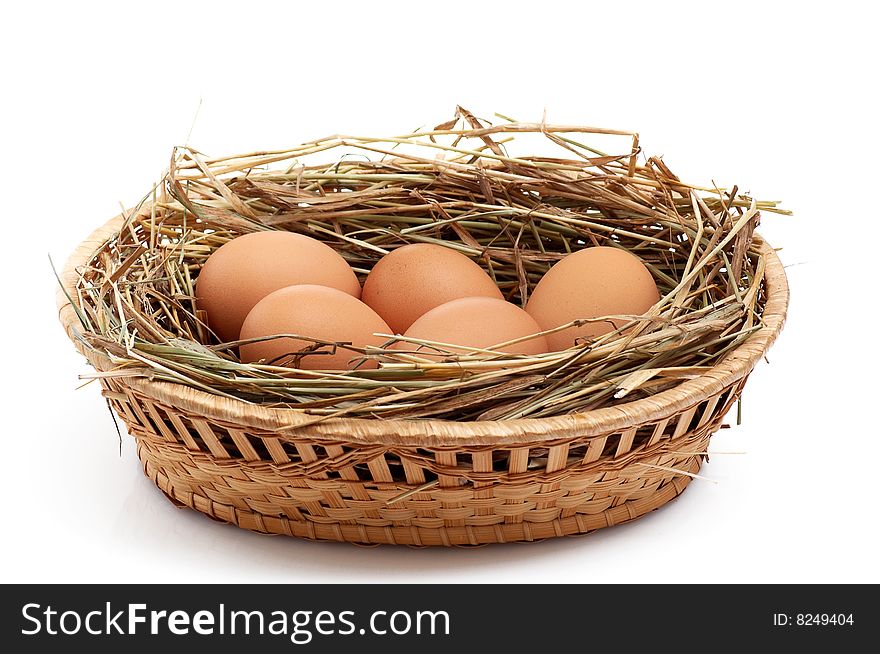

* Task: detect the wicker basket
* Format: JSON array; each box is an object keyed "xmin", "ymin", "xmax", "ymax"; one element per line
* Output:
[{"xmin": 58, "ymin": 210, "xmax": 788, "ymax": 546}]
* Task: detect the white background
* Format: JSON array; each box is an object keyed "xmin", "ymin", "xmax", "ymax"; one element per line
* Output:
[{"xmin": 2, "ymin": 0, "xmax": 877, "ymax": 584}]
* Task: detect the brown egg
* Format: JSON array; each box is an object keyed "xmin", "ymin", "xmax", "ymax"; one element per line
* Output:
[
  {"xmin": 525, "ymin": 246, "xmax": 660, "ymax": 351},
  {"xmin": 362, "ymin": 243, "xmax": 503, "ymax": 334},
  {"xmin": 398, "ymin": 297, "xmax": 548, "ymax": 358},
  {"xmin": 239, "ymin": 285, "xmax": 391, "ymax": 370},
  {"xmin": 195, "ymin": 231, "xmax": 361, "ymax": 343}
]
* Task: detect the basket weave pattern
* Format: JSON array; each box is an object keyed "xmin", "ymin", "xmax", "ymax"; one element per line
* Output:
[
  {"xmin": 59, "ymin": 214, "xmax": 787, "ymax": 546},
  {"xmin": 126, "ymin": 381, "xmax": 731, "ymax": 545}
]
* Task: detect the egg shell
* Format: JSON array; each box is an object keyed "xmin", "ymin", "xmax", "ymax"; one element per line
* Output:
[
  {"xmin": 362, "ymin": 243, "xmax": 503, "ymax": 334},
  {"xmin": 525, "ymin": 246, "xmax": 660, "ymax": 351},
  {"xmin": 398, "ymin": 296, "xmax": 548, "ymax": 358},
  {"xmin": 239, "ymin": 285, "xmax": 390, "ymax": 370},
  {"xmin": 195, "ymin": 231, "xmax": 361, "ymax": 343}
]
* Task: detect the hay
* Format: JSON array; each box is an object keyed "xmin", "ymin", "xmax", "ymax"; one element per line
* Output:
[{"xmin": 68, "ymin": 106, "xmax": 787, "ymax": 421}]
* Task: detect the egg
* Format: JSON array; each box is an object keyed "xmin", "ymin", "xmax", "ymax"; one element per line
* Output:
[
  {"xmin": 525, "ymin": 246, "xmax": 660, "ymax": 351},
  {"xmin": 239, "ymin": 285, "xmax": 391, "ymax": 370},
  {"xmin": 362, "ymin": 243, "xmax": 503, "ymax": 334},
  {"xmin": 397, "ymin": 297, "xmax": 548, "ymax": 358},
  {"xmin": 195, "ymin": 231, "xmax": 361, "ymax": 343}
]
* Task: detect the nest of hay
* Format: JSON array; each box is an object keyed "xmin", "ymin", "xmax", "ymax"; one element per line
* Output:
[{"xmin": 64, "ymin": 106, "xmax": 786, "ymax": 422}]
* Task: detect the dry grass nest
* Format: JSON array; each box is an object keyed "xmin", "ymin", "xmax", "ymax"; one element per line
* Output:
[{"xmin": 61, "ymin": 106, "xmax": 788, "ymax": 423}]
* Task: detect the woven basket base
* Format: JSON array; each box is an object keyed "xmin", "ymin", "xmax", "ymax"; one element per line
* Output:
[
  {"xmin": 136, "ymin": 438, "xmax": 703, "ymax": 547},
  {"xmin": 105, "ymin": 371, "xmax": 730, "ymax": 546}
]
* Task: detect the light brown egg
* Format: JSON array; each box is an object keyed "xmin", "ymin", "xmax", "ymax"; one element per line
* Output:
[
  {"xmin": 525, "ymin": 246, "xmax": 660, "ymax": 351},
  {"xmin": 398, "ymin": 297, "xmax": 548, "ymax": 358},
  {"xmin": 362, "ymin": 243, "xmax": 503, "ymax": 334},
  {"xmin": 239, "ymin": 285, "xmax": 391, "ymax": 370},
  {"xmin": 195, "ymin": 231, "xmax": 361, "ymax": 343}
]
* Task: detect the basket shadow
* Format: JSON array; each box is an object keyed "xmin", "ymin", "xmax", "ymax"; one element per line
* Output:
[{"xmin": 116, "ymin": 462, "xmax": 701, "ymax": 582}]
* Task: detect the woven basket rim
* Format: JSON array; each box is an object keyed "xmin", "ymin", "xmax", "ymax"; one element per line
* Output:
[{"xmin": 57, "ymin": 210, "xmax": 789, "ymax": 446}]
